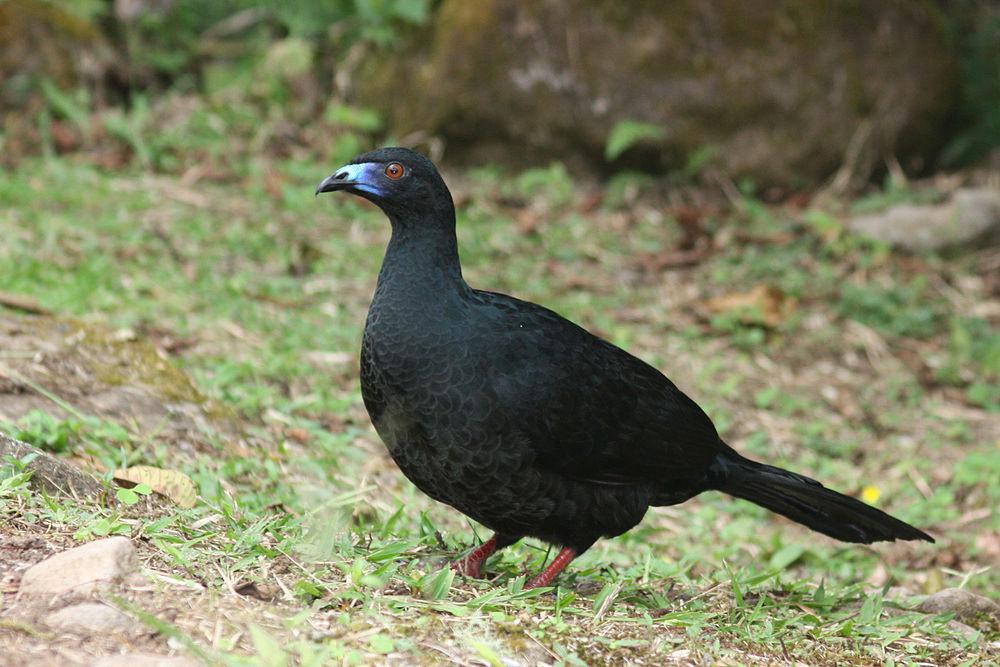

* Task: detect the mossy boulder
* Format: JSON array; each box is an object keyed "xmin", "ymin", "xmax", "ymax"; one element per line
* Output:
[
  {"xmin": 0, "ymin": 0, "xmax": 116, "ymax": 108},
  {"xmin": 356, "ymin": 0, "xmax": 957, "ymax": 187},
  {"xmin": 0, "ymin": 0, "xmax": 119, "ymax": 162}
]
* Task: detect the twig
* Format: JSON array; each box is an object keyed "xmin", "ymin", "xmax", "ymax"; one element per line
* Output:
[
  {"xmin": 821, "ymin": 119, "xmax": 874, "ymax": 199},
  {"xmin": 420, "ymin": 642, "xmax": 482, "ymax": 666},
  {"xmin": 906, "ymin": 468, "xmax": 934, "ymax": 501},
  {"xmin": 680, "ymin": 580, "xmax": 730, "ymax": 607},
  {"xmin": 526, "ymin": 631, "xmax": 562, "ymax": 662},
  {"xmin": 592, "ymin": 581, "xmax": 623, "ymax": 623},
  {"xmin": 0, "ymin": 292, "xmax": 50, "ymax": 315},
  {"xmin": 0, "ymin": 362, "xmax": 89, "ymax": 420}
]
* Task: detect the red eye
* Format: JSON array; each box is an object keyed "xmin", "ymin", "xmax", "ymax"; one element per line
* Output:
[{"xmin": 385, "ymin": 162, "xmax": 404, "ymax": 180}]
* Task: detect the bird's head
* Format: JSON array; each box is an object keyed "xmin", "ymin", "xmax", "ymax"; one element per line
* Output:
[{"xmin": 315, "ymin": 147, "xmax": 453, "ymax": 222}]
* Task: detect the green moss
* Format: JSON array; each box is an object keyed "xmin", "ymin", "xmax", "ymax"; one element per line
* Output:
[
  {"xmin": 62, "ymin": 324, "xmax": 198, "ymax": 404},
  {"xmin": 0, "ymin": 0, "xmax": 106, "ymax": 90}
]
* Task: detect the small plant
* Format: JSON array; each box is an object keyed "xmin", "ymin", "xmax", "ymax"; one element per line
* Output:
[
  {"xmin": 10, "ymin": 411, "xmax": 82, "ymax": 454},
  {"xmin": 508, "ymin": 163, "xmax": 575, "ymax": 209},
  {"xmin": 604, "ymin": 120, "xmax": 667, "ymax": 161},
  {"xmin": 5, "ymin": 410, "xmax": 134, "ymax": 465},
  {"xmin": 836, "ymin": 279, "xmax": 943, "ymax": 339},
  {"xmin": 850, "ymin": 177, "xmax": 943, "ymax": 215}
]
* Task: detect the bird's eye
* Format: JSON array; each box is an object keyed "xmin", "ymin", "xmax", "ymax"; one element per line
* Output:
[{"xmin": 385, "ymin": 162, "xmax": 404, "ymax": 180}]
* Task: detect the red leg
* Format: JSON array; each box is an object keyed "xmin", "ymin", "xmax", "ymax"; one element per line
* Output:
[
  {"xmin": 452, "ymin": 535, "xmax": 498, "ymax": 579},
  {"xmin": 525, "ymin": 547, "xmax": 576, "ymax": 589}
]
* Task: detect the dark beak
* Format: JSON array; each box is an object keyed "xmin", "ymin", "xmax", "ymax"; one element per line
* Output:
[{"xmin": 315, "ymin": 171, "xmax": 355, "ymax": 196}]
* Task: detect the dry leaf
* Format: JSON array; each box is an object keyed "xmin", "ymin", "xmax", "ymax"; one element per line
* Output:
[
  {"xmin": 114, "ymin": 465, "xmax": 198, "ymax": 509},
  {"xmin": 705, "ymin": 284, "xmax": 795, "ymax": 328},
  {"xmin": 285, "ymin": 427, "xmax": 312, "ymax": 444}
]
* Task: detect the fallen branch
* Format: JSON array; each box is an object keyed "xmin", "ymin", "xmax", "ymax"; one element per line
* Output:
[{"xmin": 0, "ymin": 292, "xmax": 51, "ymax": 315}]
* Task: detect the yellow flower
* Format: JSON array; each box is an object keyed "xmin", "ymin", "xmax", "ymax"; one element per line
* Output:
[{"xmin": 861, "ymin": 485, "xmax": 881, "ymax": 504}]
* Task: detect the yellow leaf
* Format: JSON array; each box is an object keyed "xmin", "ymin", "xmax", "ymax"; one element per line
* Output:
[
  {"xmin": 114, "ymin": 465, "xmax": 198, "ymax": 509},
  {"xmin": 861, "ymin": 485, "xmax": 881, "ymax": 504}
]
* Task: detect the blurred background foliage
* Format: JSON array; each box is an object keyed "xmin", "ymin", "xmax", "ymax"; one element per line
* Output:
[
  {"xmin": 0, "ymin": 0, "xmax": 996, "ymax": 185},
  {"xmin": 944, "ymin": 0, "xmax": 1000, "ymax": 167}
]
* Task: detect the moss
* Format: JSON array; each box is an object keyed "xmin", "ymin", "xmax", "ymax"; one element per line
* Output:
[
  {"xmin": 53, "ymin": 323, "xmax": 198, "ymax": 405},
  {"xmin": 0, "ymin": 0, "xmax": 106, "ymax": 90},
  {"xmin": 356, "ymin": 0, "xmax": 957, "ymax": 187}
]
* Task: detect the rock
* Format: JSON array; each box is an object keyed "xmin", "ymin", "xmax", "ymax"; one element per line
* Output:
[
  {"xmin": 0, "ymin": 0, "xmax": 119, "ymax": 164},
  {"xmin": 93, "ymin": 654, "xmax": 199, "ymax": 667},
  {"xmin": 0, "ymin": 435, "xmax": 104, "ymax": 498},
  {"xmin": 0, "ymin": 0, "xmax": 115, "ymax": 100},
  {"xmin": 17, "ymin": 537, "xmax": 137, "ymax": 598},
  {"xmin": 918, "ymin": 588, "xmax": 1000, "ymax": 624},
  {"xmin": 356, "ymin": 1, "xmax": 957, "ymax": 186},
  {"xmin": 45, "ymin": 602, "xmax": 133, "ymax": 633},
  {"xmin": 849, "ymin": 187, "xmax": 1000, "ymax": 251}
]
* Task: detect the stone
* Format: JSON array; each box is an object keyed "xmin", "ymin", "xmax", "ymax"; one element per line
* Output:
[
  {"xmin": 849, "ymin": 188, "xmax": 1000, "ymax": 251},
  {"xmin": 17, "ymin": 536, "xmax": 137, "ymax": 598},
  {"xmin": 356, "ymin": 1, "xmax": 957, "ymax": 187},
  {"xmin": 918, "ymin": 588, "xmax": 1000, "ymax": 624},
  {"xmin": 45, "ymin": 602, "xmax": 133, "ymax": 633},
  {"xmin": 0, "ymin": 435, "xmax": 104, "ymax": 498}
]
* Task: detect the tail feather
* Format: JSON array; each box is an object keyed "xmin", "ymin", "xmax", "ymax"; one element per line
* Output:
[{"xmin": 712, "ymin": 452, "xmax": 933, "ymax": 544}]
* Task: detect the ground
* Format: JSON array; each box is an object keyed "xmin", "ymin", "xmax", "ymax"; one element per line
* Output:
[{"xmin": 0, "ymin": 155, "xmax": 998, "ymax": 665}]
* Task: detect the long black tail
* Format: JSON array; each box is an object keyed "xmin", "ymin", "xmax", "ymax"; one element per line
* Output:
[{"xmin": 711, "ymin": 451, "xmax": 933, "ymax": 544}]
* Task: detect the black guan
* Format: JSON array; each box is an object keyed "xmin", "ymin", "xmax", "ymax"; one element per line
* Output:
[{"xmin": 316, "ymin": 147, "xmax": 933, "ymax": 589}]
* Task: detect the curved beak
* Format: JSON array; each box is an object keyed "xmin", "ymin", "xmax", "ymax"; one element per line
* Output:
[
  {"xmin": 315, "ymin": 163, "xmax": 379, "ymax": 197},
  {"xmin": 315, "ymin": 172, "xmax": 353, "ymax": 196}
]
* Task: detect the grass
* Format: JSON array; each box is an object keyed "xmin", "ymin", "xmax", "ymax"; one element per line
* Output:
[{"xmin": 1, "ymin": 152, "xmax": 998, "ymax": 665}]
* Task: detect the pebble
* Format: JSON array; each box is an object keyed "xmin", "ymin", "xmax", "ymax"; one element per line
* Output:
[
  {"xmin": 45, "ymin": 602, "xmax": 133, "ymax": 633},
  {"xmin": 918, "ymin": 587, "xmax": 1000, "ymax": 623},
  {"xmin": 849, "ymin": 187, "xmax": 1000, "ymax": 251},
  {"xmin": 17, "ymin": 536, "xmax": 137, "ymax": 598}
]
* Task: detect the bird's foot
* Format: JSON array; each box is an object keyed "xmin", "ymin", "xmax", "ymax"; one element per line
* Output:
[
  {"xmin": 524, "ymin": 547, "xmax": 576, "ymax": 589},
  {"xmin": 451, "ymin": 536, "xmax": 498, "ymax": 579}
]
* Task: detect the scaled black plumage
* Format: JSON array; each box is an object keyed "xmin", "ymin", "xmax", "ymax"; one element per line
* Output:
[{"xmin": 316, "ymin": 147, "xmax": 933, "ymax": 589}]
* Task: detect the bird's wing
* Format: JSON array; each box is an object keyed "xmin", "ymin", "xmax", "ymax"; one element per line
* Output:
[{"xmin": 471, "ymin": 290, "xmax": 723, "ymax": 488}]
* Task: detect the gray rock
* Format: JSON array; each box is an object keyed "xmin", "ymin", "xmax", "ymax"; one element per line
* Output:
[
  {"xmin": 0, "ymin": 434, "xmax": 103, "ymax": 498},
  {"xmin": 849, "ymin": 187, "xmax": 1000, "ymax": 251},
  {"xmin": 17, "ymin": 536, "xmax": 137, "ymax": 598},
  {"xmin": 918, "ymin": 588, "xmax": 1000, "ymax": 623},
  {"xmin": 45, "ymin": 602, "xmax": 132, "ymax": 633}
]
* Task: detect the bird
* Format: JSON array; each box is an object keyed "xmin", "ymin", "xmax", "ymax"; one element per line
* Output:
[{"xmin": 316, "ymin": 147, "xmax": 933, "ymax": 590}]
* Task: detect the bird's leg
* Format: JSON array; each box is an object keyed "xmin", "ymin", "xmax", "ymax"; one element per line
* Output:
[
  {"xmin": 524, "ymin": 547, "xmax": 577, "ymax": 589},
  {"xmin": 452, "ymin": 535, "xmax": 499, "ymax": 579}
]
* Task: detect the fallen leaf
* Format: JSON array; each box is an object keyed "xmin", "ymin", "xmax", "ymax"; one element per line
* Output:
[
  {"xmin": 234, "ymin": 581, "xmax": 276, "ymax": 601},
  {"xmin": 705, "ymin": 284, "xmax": 795, "ymax": 328},
  {"xmin": 285, "ymin": 427, "xmax": 311, "ymax": 444},
  {"xmin": 114, "ymin": 465, "xmax": 198, "ymax": 509},
  {"xmin": 517, "ymin": 209, "xmax": 544, "ymax": 235}
]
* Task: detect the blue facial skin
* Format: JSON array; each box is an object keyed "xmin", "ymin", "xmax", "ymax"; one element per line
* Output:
[{"xmin": 333, "ymin": 163, "xmax": 383, "ymax": 196}]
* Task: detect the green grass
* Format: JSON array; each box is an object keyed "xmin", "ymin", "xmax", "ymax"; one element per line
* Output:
[{"xmin": 1, "ymin": 154, "xmax": 997, "ymax": 664}]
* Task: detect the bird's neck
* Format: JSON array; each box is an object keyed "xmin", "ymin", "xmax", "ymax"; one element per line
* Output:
[{"xmin": 376, "ymin": 213, "xmax": 469, "ymax": 300}]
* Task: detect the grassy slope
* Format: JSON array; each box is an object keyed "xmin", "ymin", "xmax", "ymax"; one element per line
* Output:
[{"xmin": 0, "ymin": 155, "xmax": 997, "ymax": 665}]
